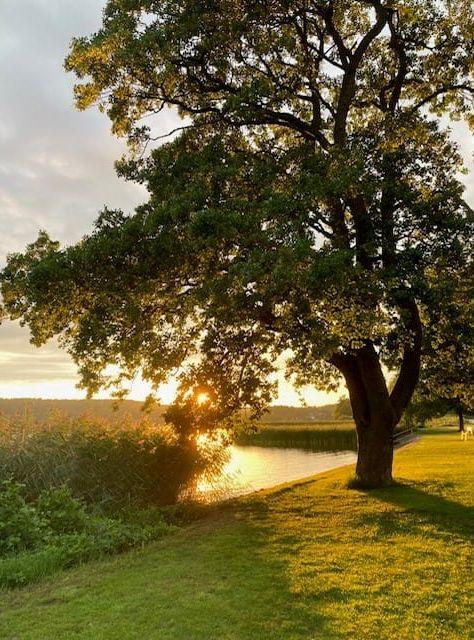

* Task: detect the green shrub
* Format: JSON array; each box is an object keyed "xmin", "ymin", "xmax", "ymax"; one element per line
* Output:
[
  {"xmin": 0, "ymin": 478, "xmax": 174, "ymax": 588},
  {"xmin": 37, "ymin": 486, "xmax": 88, "ymax": 534},
  {"xmin": 0, "ymin": 480, "xmax": 46, "ymax": 554},
  {"xmin": 0, "ymin": 515, "xmax": 171, "ymax": 588}
]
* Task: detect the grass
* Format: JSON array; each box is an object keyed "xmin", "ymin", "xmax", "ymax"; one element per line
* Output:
[
  {"xmin": 258, "ymin": 420, "xmax": 356, "ymax": 430},
  {"xmin": 236, "ymin": 420, "xmax": 357, "ymax": 451},
  {"xmin": 0, "ymin": 431, "xmax": 472, "ymax": 640},
  {"xmin": 236, "ymin": 419, "xmax": 409, "ymax": 451},
  {"xmin": 236, "ymin": 425, "xmax": 357, "ymax": 451}
]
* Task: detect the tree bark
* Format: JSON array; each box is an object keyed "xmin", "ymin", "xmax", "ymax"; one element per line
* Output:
[
  {"xmin": 331, "ymin": 343, "xmax": 397, "ymax": 487},
  {"xmin": 355, "ymin": 417, "xmax": 394, "ymax": 486}
]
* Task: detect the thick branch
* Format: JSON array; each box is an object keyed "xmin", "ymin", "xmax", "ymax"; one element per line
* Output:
[
  {"xmin": 333, "ymin": 7, "xmax": 389, "ymax": 144},
  {"xmin": 329, "ymin": 352, "xmax": 370, "ymax": 428},
  {"xmin": 409, "ymin": 84, "xmax": 474, "ymax": 114},
  {"xmin": 387, "ymin": 12, "xmax": 408, "ymax": 112},
  {"xmin": 390, "ymin": 298, "xmax": 423, "ymax": 422}
]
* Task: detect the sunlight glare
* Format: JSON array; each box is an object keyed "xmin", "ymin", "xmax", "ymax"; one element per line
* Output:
[{"xmin": 196, "ymin": 392, "xmax": 210, "ymax": 405}]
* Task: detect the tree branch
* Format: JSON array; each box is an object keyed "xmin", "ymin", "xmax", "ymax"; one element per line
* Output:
[
  {"xmin": 390, "ymin": 298, "xmax": 423, "ymax": 422},
  {"xmin": 329, "ymin": 352, "xmax": 370, "ymax": 428},
  {"xmin": 409, "ymin": 84, "xmax": 474, "ymax": 114},
  {"xmin": 333, "ymin": 6, "xmax": 389, "ymax": 144}
]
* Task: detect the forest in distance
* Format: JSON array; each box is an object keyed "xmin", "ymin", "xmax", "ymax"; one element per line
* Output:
[{"xmin": 0, "ymin": 398, "xmax": 341, "ymax": 424}]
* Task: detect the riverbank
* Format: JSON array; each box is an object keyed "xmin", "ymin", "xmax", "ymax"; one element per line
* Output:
[
  {"xmin": 236, "ymin": 422, "xmax": 357, "ymax": 450},
  {"xmin": 235, "ymin": 420, "xmax": 414, "ymax": 451},
  {"xmin": 1, "ymin": 432, "xmax": 472, "ymax": 640}
]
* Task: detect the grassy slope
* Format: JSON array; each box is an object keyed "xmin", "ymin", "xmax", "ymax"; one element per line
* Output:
[{"xmin": 1, "ymin": 432, "xmax": 472, "ymax": 640}]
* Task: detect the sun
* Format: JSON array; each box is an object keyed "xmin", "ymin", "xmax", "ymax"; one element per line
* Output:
[{"xmin": 196, "ymin": 392, "xmax": 210, "ymax": 405}]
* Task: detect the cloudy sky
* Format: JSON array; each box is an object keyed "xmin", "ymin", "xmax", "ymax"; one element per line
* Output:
[{"xmin": 0, "ymin": 1, "xmax": 472, "ymax": 404}]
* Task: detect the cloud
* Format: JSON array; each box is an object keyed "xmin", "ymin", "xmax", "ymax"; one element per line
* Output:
[
  {"xmin": 0, "ymin": 322, "xmax": 76, "ymax": 382},
  {"xmin": 0, "ymin": 0, "xmax": 145, "ymax": 259},
  {"xmin": 0, "ymin": 1, "xmax": 177, "ymax": 399}
]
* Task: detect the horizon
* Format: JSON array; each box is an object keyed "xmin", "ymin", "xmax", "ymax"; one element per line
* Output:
[{"xmin": 0, "ymin": 393, "xmax": 340, "ymax": 410}]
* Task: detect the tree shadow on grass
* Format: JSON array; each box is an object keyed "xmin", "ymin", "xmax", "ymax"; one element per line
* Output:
[
  {"xmin": 364, "ymin": 482, "xmax": 474, "ymax": 541},
  {"xmin": 0, "ymin": 508, "xmax": 346, "ymax": 640}
]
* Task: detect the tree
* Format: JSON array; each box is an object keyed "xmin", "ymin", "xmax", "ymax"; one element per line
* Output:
[
  {"xmin": 333, "ymin": 396, "xmax": 353, "ymax": 421},
  {"xmin": 1, "ymin": 1, "xmax": 473, "ymax": 486},
  {"xmin": 416, "ymin": 264, "xmax": 474, "ymax": 431}
]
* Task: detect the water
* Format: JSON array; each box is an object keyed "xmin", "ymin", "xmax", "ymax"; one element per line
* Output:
[{"xmin": 200, "ymin": 445, "xmax": 357, "ymax": 500}]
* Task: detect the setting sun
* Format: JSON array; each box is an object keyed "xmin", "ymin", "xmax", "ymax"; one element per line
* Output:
[{"xmin": 196, "ymin": 392, "xmax": 210, "ymax": 405}]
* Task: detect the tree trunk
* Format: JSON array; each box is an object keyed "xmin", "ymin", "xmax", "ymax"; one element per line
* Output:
[
  {"xmin": 332, "ymin": 344, "xmax": 397, "ymax": 487},
  {"xmin": 331, "ymin": 322, "xmax": 421, "ymax": 488},
  {"xmin": 456, "ymin": 401, "xmax": 465, "ymax": 432},
  {"xmin": 355, "ymin": 419, "xmax": 394, "ymax": 486}
]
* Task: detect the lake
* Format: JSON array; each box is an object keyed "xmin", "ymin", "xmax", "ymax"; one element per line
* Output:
[{"xmin": 199, "ymin": 445, "xmax": 357, "ymax": 500}]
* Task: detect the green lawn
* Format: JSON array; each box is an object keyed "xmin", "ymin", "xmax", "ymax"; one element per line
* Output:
[{"xmin": 0, "ymin": 432, "xmax": 472, "ymax": 640}]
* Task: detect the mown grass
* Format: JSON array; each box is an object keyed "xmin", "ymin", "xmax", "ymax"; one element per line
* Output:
[{"xmin": 0, "ymin": 431, "xmax": 472, "ymax": 639}]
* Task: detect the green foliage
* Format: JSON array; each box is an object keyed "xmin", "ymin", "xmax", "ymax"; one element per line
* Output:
[
  {"xmin": 0, "ymin": 513, "xmax": 171, "ymax": 589},
  {"xmin": 63, "ymin": 1, "xmax": 474, "ymax": 145},
  {"xmin": 416, "ymin": 263, "xmax": 474, "ymax": 417},
  {"xmin": 0, "ymin": 418, "xmax": 184, "ymax": 588},
  {"xmin": 0, "ymin": 480, "xmax": 46, "ymax": 555},
  {"xmin": 37, "ymin": 486, "xmax": 88, "ymax": 535}
]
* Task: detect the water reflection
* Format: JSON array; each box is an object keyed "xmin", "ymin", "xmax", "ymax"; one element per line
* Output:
[{"xmin": 199, "ymin": 445, "xmax": 356, "ymax": 501}]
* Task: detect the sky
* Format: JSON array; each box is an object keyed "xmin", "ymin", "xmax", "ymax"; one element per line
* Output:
[{"xmin": 0, "ymin": 1, "xmax": 472, "ymax": 406}]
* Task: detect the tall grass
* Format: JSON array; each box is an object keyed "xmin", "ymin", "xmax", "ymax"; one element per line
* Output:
[
  {"xmin": 0, "ymin": 411, "xmax": 225, "ymax": 509},
  {"xmin": 0, "ymin": 412, "xmax": 227, "ymax": 588},
  {"xmin": 236, "ymin": 420, "xmax": 414, "ymax": 451},
  {"xmin": 236, "ymin": 427, "xmax": 357, "ymax": 451}
]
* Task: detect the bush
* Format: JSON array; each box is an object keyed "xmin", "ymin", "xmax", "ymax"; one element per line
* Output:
[
  {"xmin": 0, "ymin": 480, "xmax": 46, "ymax": 554},
  {"xmin": 0, "ymin": 412, "xmax": 224, "ymax": 588},
  {"xmin": 0, "ymin": 515, "xmax": 171, "ymax": 588},
  {"xmin": 37, "ymin": 486, "xmax": 88, "ymax": 534},
  {"xmin": 0, "ymin": 478, "xmax": 174, "ymax": 588}
]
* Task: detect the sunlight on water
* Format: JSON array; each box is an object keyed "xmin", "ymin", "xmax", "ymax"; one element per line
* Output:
[{"xmin": 198, "ymin": 445, "xmax": 357, "ymax": 501}]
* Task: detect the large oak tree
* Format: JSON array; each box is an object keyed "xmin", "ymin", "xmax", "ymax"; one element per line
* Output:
[{"xmin": 2, "ymin": 0, "xmax": 473, "ymax": 485}]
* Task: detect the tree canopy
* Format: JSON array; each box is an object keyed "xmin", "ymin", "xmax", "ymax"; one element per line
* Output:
[{"xmin": 1, "ymin": 0, "xmax": 473, "ymax": 483}]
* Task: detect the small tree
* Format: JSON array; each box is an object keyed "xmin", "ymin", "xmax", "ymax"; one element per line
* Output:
[
  {"xmin": 1, "ymin": 1, "xmax": 473, "ymax": 486},
  {"xmin": 416, "ymin": 265, "xmax": 474, "ymax": 431},
  {"xmin": 333, "ymin": 397, "xmax": 353, "ymax": 421}
]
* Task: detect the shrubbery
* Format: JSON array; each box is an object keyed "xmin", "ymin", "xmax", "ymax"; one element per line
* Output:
[
  {"xmin": 0, "ymin": 412, "xmax": 226, "ymax": 587},
  {"xmin": 0, "ymin": 479, "xmax": 46, "ymax": 555},
  {"xmin": 36, "ymin": 485, "xmax": 88, "ymax": 534},
  {"xmin": 0, "ymin": 477, "xmax": 173, "ymax": 588}
]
